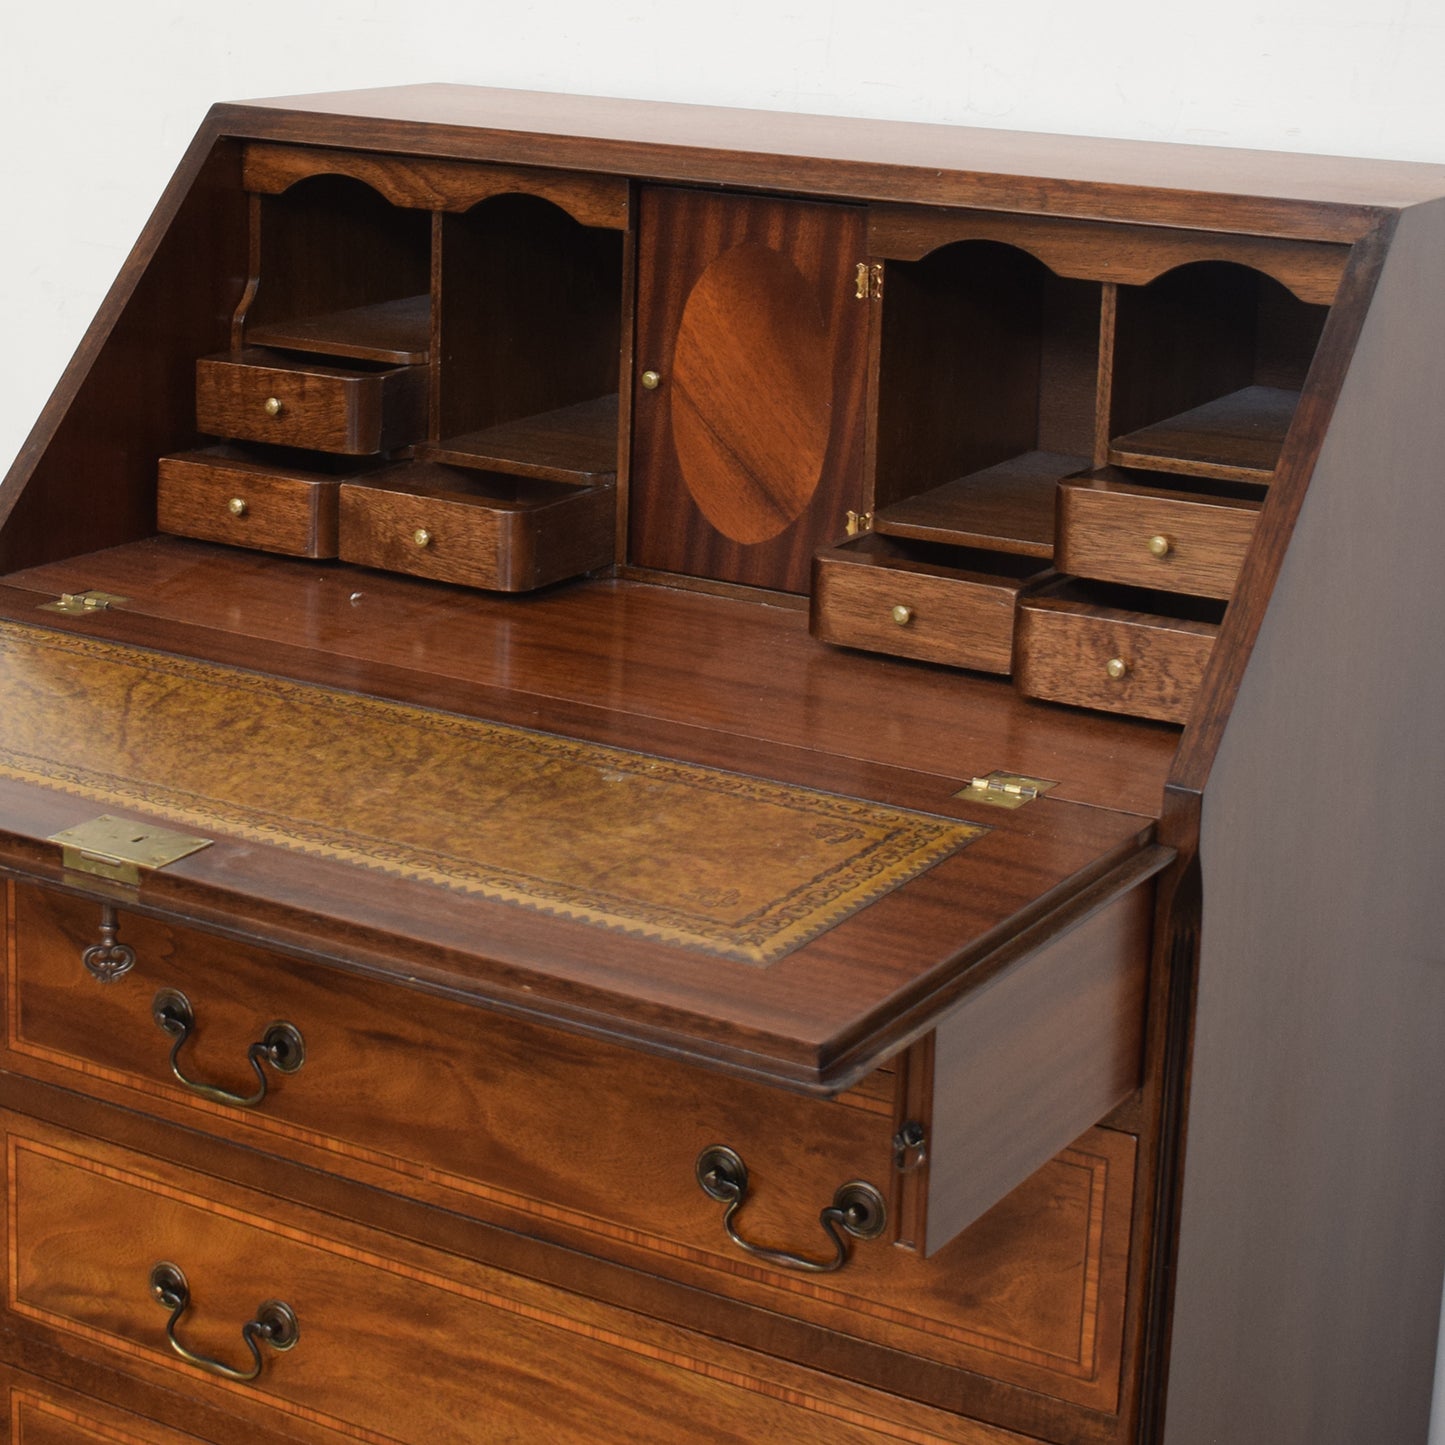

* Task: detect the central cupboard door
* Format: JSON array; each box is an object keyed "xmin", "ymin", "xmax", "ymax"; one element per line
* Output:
[{"xmin": 629, "ymin": 189, "xmax": 871, "ymax": 592}]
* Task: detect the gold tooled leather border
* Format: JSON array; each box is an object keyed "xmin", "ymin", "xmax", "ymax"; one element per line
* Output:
[{"xmin": 0, "ymin": 623, "xmax": 984, "ymax": 963}]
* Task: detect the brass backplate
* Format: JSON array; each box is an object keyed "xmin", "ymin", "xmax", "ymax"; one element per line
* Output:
[
  {"xmin": 955, "ymin": 771, "xmax": 1059, "ymax": 810},
  {"xmin": 49, "ymin": 815, "xmax": 213, "ymax": 885}
]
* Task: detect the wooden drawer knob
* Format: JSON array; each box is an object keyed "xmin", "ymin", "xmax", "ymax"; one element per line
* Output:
[
  {"xmin": 1105, "ymin": 657, "xmax": 1129, "ymax": 680},
  {"xmin": 1147, "ymin": 534, "xmax": 1173, "ymax": 558},
  {"xmin": 228, "ymin": 497, "xmax": 248, "ymax": 517},
  {"xmin": 263, "ymin": 396, "xmax": 284, "ymax": 418},
  {"xmin": 890, "ymin": 604, "xmax": 913, "ymax": 626}
]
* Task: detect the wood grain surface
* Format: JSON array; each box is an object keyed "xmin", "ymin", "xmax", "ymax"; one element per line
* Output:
[
  {"xmin": 629, "ymin": 188, "xmax": 870, "ymax": 592},
  {"xmin": 1056, "ymin": 472, "xmax": 1261, "ymax": 599},
  {"xmin": 1016, "ymin": 584, "xmax": 1221, "ymax": 724},
  {"xmin": 195, "ymin": 349, "xmax": 428, "ymax": 456},
  {"xmin": 5, "ymin": 1116, "xmax": 953, "ymax": 1445},
  {"xmin": 155, "ymin": 447, "xmax": 363, "ymax": 558},
  {"xmin": 220, "ymin": 86, "xmax": 1445, "ymax": 233},
  {"xmin": 243, "ymin": 141, "xmax": 629, "ymax": 229},
  {"xmin": 6, "ymin": 881, "xmax": 1137, "ymax": 1410},
  {"xmin": 812, "ymin": 535, "xmax": 1048, "ymax": 674},
  {"xmin": 337, "ymin": 464, "xmax": 614, "ymax": 591}
]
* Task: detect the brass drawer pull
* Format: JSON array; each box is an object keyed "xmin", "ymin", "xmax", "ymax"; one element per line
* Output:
[
  {"xmin": 263, "ymin": 396, "xmax": 284, "ymax": 418},
  {"xmin": 152, "ymin": 988, "xmax": 305, "ymax": 1108},
  {"xmin": 82, "ymin": 904, "xmax": 137, "ymax": 982},
  {"xmin": 694, "ymin": 1144, "xmax": 886, "ymax": 1274},
  {"xmin": 149, "ymin": 1262, "xmax": 298, "ymax": 1382}
]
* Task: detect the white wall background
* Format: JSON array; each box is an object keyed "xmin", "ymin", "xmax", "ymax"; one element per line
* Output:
[{"xmin": 1, "ymin": 2, "xmax": 1443, "ymax": 1437}]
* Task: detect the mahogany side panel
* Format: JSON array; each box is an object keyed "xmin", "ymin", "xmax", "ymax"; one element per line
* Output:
[
  {"xmin": 1160, "ymin": 198, "xmax": 1445, "ymax": 1444},
  {"xmin": 0, "ymin": 131, "xmax": 247, "ymax": 572}
]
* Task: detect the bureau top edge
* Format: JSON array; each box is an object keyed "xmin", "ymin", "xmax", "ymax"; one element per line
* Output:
[{"xmin": 202, "ymin": 85, "xmax": 1445, "ymax": 242}]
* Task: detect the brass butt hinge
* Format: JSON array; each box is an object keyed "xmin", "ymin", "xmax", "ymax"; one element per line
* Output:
[
  {"xmin": 845, "ymin": 509, "xmax": 873, "ymax": 536},
  {"xmin": 48, "ymin": 815, "xmax": 213, "ymax": 886},
  {"xmin": 39, "ymin": 590, "xmax": 130, "ymax": 615},
  {"xmin": 853, "ymin": 261, "xmax": 884, "ymax": 301},
  {"xmin": 955, "ymin": 771, "xmax": 1059, "ymax": 809}
]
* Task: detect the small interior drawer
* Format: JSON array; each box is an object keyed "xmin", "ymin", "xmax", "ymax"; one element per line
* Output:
[
  {"xmin": 156, "ymin": 445, "xmax": 369, "ymax": 558},
  {"xmin": 195, "ymin": 348, "xmax": 427, "ymax": 456},
  {"xmin": 337, "ymin": 461, "xmax": 615, "ymax": 591},
  {"xmin": 811, "ymin": 534, "xmax": 1050, "ymax": 674},
  {"xmin": 1015, "ymin": 579, "xmax": 1223, "ymax": 724},
  {"xmin": 1055, "ymin": 468, "xmax": 1263, "ymax": 599}
]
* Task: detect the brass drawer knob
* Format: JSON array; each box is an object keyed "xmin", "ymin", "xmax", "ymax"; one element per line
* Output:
[
  {"xmin": 228, "ymin": 497, "xmax": 248, "ymax": 517},
  {"xmin": 890, "ymin": 604, "xmax": 913, "ymax": 626},
  {"xmin": 412, "ymin": 528, "xmax": 433, "ymax": 549},
  {"xmin": 1147, "ymin": 533, "xmax": 1173, "ymax": 558},
  {"xmin": 263, "ymin": 396, "xmax": 283, "ymax": 418},
  {"xmin": 1105, "ymin": 657, "xmax": 1129, "ymax": 680},
  {"xmin": 640, "ymin": 369, "xmax": 662, "ymax": 391}
]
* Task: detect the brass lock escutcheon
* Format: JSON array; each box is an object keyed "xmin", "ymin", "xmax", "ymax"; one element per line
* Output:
[
  {"xmin": 149, "ymin": 1262, "xmax": 298, "ymax": 1382},
  {"xmin": 694, "ymin": 1144, "xmax": 887, "ymax": 1274},
  {"xmin": 152, "ymin": 988, "xmax": 305, "ymax": 1109}
]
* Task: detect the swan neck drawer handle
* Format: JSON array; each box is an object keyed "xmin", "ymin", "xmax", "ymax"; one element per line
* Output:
[
  {"xmin": 149, "ymin": 1262, "xmax": 298, "ymax": 1382},
  {"xmin": 694, "ymin": 1144, "xmax": 887, "ymax": 1274},
  {"xmin": 152, "ymin": 988, "xmax": 305, "ymax": 1108}
]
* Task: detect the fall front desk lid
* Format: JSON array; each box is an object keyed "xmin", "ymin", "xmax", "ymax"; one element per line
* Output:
[{"xmin": 0, "ymin": 620, "xmax": 1158, "ymax": 1090}]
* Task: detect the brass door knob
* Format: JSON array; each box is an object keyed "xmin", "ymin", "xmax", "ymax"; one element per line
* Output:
[
  {"xmin": 891, "ymin": 604, "xmax": 913, "ymax": 626},
  {"xmin": 412, "ymin": 529, "xmax": 433, "ymax": 549},
  {"xmin": 227, "ymin": 497, "xmax": 248, "ymax": 517},
  {"xmin": 1105, "ymin": 657, "xmax": 1129, "ymax": 680},
  {"xmin": 263, "ymin": 396, "xmax": 283, "ymax": 418},
  {"xmin": 640, "ymin": 370, "xmax": 661, "ymax": 391},
  {"xmin": 1147, "ymin": 534, "xmax": 1173, "ymax": 557}
]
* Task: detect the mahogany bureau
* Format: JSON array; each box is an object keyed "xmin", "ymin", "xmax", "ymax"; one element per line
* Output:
[{"xmin": 0, "ymin": 86, "xmax": 1443, "ymax": 1445}]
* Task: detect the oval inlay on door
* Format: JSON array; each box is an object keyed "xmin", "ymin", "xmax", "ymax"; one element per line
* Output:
[{"xmin": 670, "ymin": 243, "xmax": 832, "ymax": 545}]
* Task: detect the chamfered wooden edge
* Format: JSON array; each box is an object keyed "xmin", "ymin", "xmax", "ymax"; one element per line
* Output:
[
  {"xmin": 0, "ymin": 805, "xmax": 1168, "ymax": 1102},
  {"xmin": 0, "ymin": 112, "xmax": 232, "ymax": 544},
  {"xmin": 1167, "ymin": 216, "xmax": 1396, "ymax": 799},
  {"xmin": 217, "ymin": 85, "xmax": 1445, "ymax": 231}
]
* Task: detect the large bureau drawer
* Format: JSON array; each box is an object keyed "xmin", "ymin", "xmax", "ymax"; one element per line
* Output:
[
  {"xmin": 3, "ymin": 877, "xmax": 1144, "ymax": 1416},
  {"xmin": 7, "ymin": 1112, "xmax": 1028, "ymax": 1445}
]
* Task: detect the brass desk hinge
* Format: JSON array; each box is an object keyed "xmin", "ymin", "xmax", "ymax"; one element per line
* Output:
[
  {"xmin": 955, "ymin": 771, "xmax": 1059, "ymax": 809},
  {"xmin": 49, "ymin": 815, "xmax": 213, "ymax": 886},
  {"xmin": 845, "ymin": 509, "xmax": 873, "ymax": 536},
  {"xmin": 39, "ymin": 589, "xmax": 130, "ymax": 615},
  {"xmin": 853, "ymin": 261, "xmax": 884, "ymax": 301}
]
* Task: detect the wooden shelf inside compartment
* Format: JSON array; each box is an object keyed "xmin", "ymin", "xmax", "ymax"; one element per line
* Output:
[
  {"xmin": 420, "ymin": 394, "xmax": 619, "ymax": 486},
  {"xmin": 1109, "ymin": 384, "xmax": 1296, "ymax": 482},
  {"xmin": 871, "ymin": 450, "xmax": 1089, "ymax": 558},
  {"xmin": 247, "ymin": 295, "xmax": 431, "ymax": 365}
]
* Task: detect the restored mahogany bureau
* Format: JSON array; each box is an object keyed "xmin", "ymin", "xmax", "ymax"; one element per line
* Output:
[{"xmin": 1, "ymin": 86, "xmax": 1443, "ymax": 1445}]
